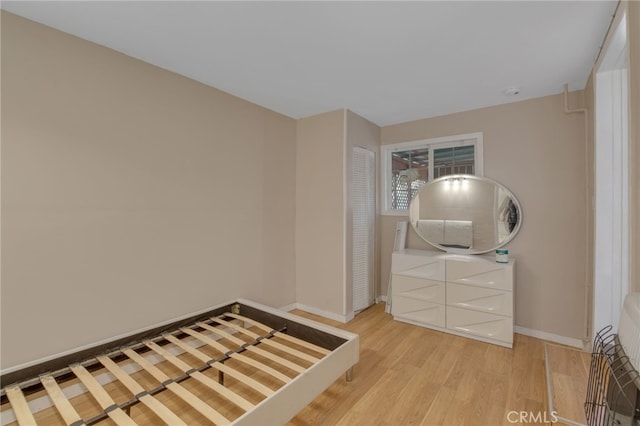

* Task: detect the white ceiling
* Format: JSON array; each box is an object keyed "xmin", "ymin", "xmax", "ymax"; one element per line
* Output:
[{"xmin": 2, "ymin": 1, "xmax": 618, "ymax": 126}]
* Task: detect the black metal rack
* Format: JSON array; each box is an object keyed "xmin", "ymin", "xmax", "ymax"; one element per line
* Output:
[{"xmin": 585, "ymin": 326, "xmax": 640, "ymax": 426}]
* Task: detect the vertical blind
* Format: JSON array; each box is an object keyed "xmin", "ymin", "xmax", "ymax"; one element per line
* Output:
[{"xmin": 352, "ymin": 147, "xmax": 376, "ymax": 313}]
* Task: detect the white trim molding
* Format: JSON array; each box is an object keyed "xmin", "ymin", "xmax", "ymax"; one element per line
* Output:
[
  {"xmin": 515, "ymin": 326, "xmax": 586, "ymax": 350},
  {"xmin": 278, "ymin": 302, "xmax": 298, "ymax": 312},
  {"xmin": 284, "ymin": 303, "xmax": 353, "ymax": 323}
]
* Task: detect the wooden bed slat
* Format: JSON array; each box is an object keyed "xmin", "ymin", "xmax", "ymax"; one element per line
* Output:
[
  {"xmin": 224, "ymin": 350, "xmax": 292, "ymax": 384},
  {"xmin": 174, "ymin": 327, "xmax": 292, "ymax": 384},
  {"xmin": 0, "ymin": 301, "xmax": 359, "ymax": 426},
  {"xmin": 222, "ymin": 312, "xmax": 331, "ymax": 355},
  {"xmin": 121, "ymin": 348, "xmax": 230, "ymax": 425},
  {"xmin": 40, "ymin": 374, "xmax": 86, "ymax": 426},
  {"xmin": 196, "ymin": 322, "xmax": 306, "ymax": 373},
  {"xmin": 96, "ymin": 355, "xmax": 187, "ymax": 426},
  {"xmin": 69, "ymin": 364, "xmax": 138, "ymax": 426},
  {"xmin": 145, "ymin": 340, "xmax": 255, "ymax": 412},
  {"xmin": 165, "ymin": 383, "xmax": 228, "ymax": 425},
  {"xmin": 168, "ymin": 331, "xmax": 275, "ymax": 397},
  {"xmin": 211, "ymin": 317, "xmax": 321, "ymax": 363},
  {"xmin": 5, "ymin": 385, "xmax": 37, "ymax": 426}
]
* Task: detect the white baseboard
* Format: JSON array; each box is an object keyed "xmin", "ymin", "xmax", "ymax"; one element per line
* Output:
[
  {"xmin": 376, "ymin": 295, "xmax": 388, "ymax": 303},
  {"xmin": 278, "ymin": 302, "xmax": 298, "ymax": 312},
  {"xmin": 515, "ymin": 326, "xmax": 586, "ymax": 349},
  {"xmin": 286, "ymin": 302, "xmax": 350, "ymax": 323}
]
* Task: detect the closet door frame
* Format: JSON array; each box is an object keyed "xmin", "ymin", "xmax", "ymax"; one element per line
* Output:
[{"xmin": 593, "ymin": 3, "xmax": 630, "ymax": 337}]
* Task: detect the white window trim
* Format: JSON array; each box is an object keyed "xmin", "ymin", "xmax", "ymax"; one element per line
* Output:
[{"xmin": 381, "ymin": 132, "xmax": 484, "ymax": 216}]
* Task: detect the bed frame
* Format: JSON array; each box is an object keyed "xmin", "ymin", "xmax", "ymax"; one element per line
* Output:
[{"xmin": 0, "ymin": 299, "xmax": 359, "ymax": 425}]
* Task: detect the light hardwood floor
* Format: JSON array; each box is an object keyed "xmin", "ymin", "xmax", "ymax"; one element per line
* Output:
[
  {"xmin": 288, "ymin": 303, "xmax": 550, "ymax": 426},
  {"xmin": 545, "ymin": 343, "xmax": 591, "ymax": 425}
]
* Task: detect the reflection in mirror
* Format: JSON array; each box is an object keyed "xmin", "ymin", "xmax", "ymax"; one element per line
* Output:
[{"xmin": 409, "ymin": 175, "xmax": 522, "ymax": 254}]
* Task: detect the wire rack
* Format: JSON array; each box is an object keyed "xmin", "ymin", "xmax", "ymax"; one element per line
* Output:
[{"xmin": 585, "ymin": 326, "xmax": 640, "ymax": 426}]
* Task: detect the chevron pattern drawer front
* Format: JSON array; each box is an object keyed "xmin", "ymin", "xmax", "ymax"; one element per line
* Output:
[
  {"xmin": 445, "ymin": 255, "xmax": 513, "ymax": 291},
  {"xmin": 392, "ymin": 275, "xmax": 446, "ymax": 304},
  {"xmin": 446, "ymin": 282, "xmax": 513, "ymax": 317},
  {"xmin": 446, "ymin": 306, "xmax": 514, "ymax": 344},
  {"xmin": 391, "ymin": 249, "xmax": 515, "ymax": 348},
  {"xmin": 391, "ymin": 250, "xmax": 446, "ymax": 280},
  {"xmin": 392, "ymin": 295, "xmax": 446, "ymax": 328}
]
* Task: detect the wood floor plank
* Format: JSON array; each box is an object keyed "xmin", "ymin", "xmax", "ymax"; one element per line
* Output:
[
  {"xmin": 340, "ymin": 364, "xmax": 419, "ymax": 424},
  {"xmin": 288, "ymin": 304, "xmax": 552, "ymax": 426},
  {"xmin": 546, "ymin": 343, "xmax": 590, "ymax": 425}
]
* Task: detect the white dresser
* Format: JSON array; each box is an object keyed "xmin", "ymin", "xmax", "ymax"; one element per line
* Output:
[{"xmin": 391, "ymin": 249, "xmax": 515, "ymax": 348}]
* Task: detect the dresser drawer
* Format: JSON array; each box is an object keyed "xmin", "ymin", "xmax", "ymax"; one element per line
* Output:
[
  {"xmin": 446, "ymin": 257, "xmax": 514, "ymax": 291},
  {"xmin": 447, "ymin": 282, "xmax": 513, "ymax": 316},
  {"xmin": 392, "ymin": 275, "xmax": 445, "ymax": 304},
  {"xmin": 391, "ymin": 251, "xmax": 446, "ymax": 281},
  {"xmin": 446, "ymin": 306, "xmax": 513, "ymax": 344},
  {"xmin": 392, "ymin": 295, "xmax": 446, "ymax": 328}
]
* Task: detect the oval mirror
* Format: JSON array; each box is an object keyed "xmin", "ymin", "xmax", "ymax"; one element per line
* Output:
[{"xmin": 409, "ymin": 175, "xmax": 522, "ymax": 254}]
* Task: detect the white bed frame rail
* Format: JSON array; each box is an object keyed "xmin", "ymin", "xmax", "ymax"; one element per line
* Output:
[{"xmin": 0, "ymin": 299, "xmax": 359, "ymax": 426}]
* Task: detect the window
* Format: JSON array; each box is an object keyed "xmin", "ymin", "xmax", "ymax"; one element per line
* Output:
[{"xmin": 382, "ymin": 132, "xmax": 483, "ymax": 215}]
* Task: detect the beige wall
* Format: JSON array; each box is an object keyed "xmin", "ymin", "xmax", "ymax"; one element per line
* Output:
[
  {"xmin": 295, "ymin": 110, "xmax": 345, "ymax": 316},
  {"xmin": 296, "ymin": 109, "xmax": 380, "ymax": 319},
  {"xmin": 1, "ymin": 12, "xmax": 297, "ymax": 369},
  {"xmin": 381, "ymin": 93, "xmax": 589, "ymax": 340},
  {"xmin": 259, "ymin": 110, "xmax": 297, "ymax": 307},
  {"xmin": 345, "ymin": 110, "xmax": 381, "ymax": 312}
]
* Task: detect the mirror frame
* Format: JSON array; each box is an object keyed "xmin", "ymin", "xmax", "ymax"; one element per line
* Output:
[{"xmin": 409, "ymin": 174, "xmax": 523, "ymax": 254}]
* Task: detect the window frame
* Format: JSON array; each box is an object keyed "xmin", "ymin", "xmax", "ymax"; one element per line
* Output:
[{"xmin": 381, "ymin": 132, "xmax": 484, "ymax": 216}]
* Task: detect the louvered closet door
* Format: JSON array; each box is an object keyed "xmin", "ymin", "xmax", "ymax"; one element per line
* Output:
[{"xmin": 353, "ymin": 147, "xmax": 376, "ymax": 313}]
